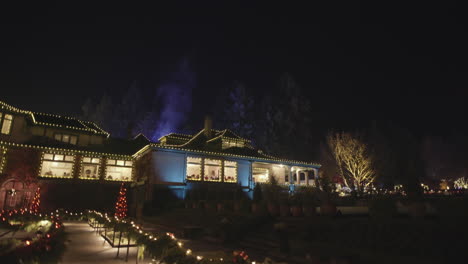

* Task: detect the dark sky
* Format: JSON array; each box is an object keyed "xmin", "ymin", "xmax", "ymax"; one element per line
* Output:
[{"xmin": 1, "ymin": 2, "xmax": 467, "ymax": 137}]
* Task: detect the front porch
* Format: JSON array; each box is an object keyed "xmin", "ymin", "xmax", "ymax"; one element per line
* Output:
[{"xmin": 251, "ymin": 162, "xmax": 319, "ymax": 187}]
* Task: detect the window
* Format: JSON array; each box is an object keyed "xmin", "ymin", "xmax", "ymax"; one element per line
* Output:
[
  {"xmin": 0, "ymin": 113, "xmax": 13, "ymax": 135},
  {"xmin": 40, "ymin": 153, "xmax": 74, "ymax": 178},
  {"xmin": 105, "ymin": 159, "xmax": 132, "ymax": 181},
  {"xmin": 186, "ymin": 157, "xmax": 202, "ymax": 181},
  {"xmin": 222, "ymin": 139, "xmax": 244, "ymax": 149},
  {"xmin": 54, "ymin": 133, "xmax": 78, "ymax": 145},
  {"xmin": 224, "ymin": 161, "xmax": 237, "ymax": 183},
  {"xmin": 204, "ymin": 158, "xmax": 221, "ymax": 182},
  {"xmin": 80, "ymin": 157, "xmax": 101, "ymax": 180}
]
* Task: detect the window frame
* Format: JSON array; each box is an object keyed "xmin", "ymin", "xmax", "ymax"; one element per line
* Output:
[
  {"xmin": 53, "ymin": 133, "xmax": 79, "ymax": 145},
  {"xmin": 79, "ymin": 156, "xmax": 101, "ymax": 180},
  {"xmin": 39, "ymin": 153, "xmax": 75, "ymax": 179},
  {"xmin": 185, "ymin": 156, "xmax": 238, "ymax": 183},
  {"xmin": 223, "ymin": 160, "xmax": 238, "ymax": 183},
  {"xmin": 186, "ymin": 157, "xmax": 202, "ymax": 181},
  {"xmin": 104, "ymin": 158, "xmax": 133, "ymax": 182}
]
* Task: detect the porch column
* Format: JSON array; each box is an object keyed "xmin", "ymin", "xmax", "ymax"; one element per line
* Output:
[
  {"xmin": 296, "ymin": 169, "xmax": 301, "ymax": 185},
  {"xmin": 305, "ymin": 171, "xmax": 309, "ymax": 186},
  {"xmin": 288, "ymin": 166, "xmax": 294, "ymax": 194}
]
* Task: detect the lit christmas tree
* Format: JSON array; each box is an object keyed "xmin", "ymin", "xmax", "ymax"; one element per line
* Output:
[
  {"xmin": 30, "ymin": 187, "xmax": 41, "ymax": 214},
  {"xmin": 115, "ymin": 183, "xmax": 128, "ymax": 218}
]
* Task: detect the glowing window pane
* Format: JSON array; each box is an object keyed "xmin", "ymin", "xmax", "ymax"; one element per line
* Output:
[
  {"xmin": 186, "ymin": 157, "xmax": 202, "ymax": 181},
  {"xmin": 1, "ymin": 114, "xmax": 13, "ymax": 135},
  {"xmin": 187, "ymin": 157, "xmax": 201, "ymax": 164},
  {"xmin": 186, "ymin": 163, "xmax": 202, "ymax": 181},
  {"xmin": 54, "ymin": 134, "xmax": 62, "ymax": 141},
  {"xmin": 83, "ymin": 157, "xmax": 91, "ymax": 163},
  {"xmin": 80, "ymin": 164, "xmax": 100, "ymax": 180},
  {"xmin": 91, "ymin": 158, "xmax": 100, "ymax": 164},
  {"xmin": 204, "ymin": 158, "xmax": 221, "ymax": 182},
  {"xmin": 43, "ymin": 153, "xmax": 54, "ymax": 160},
  {"xmin": 224, "ymin": 161, "xmax": 237, "ymax": 183},
  {"xmin": 224, "ymin": 161, "xmax": 236, "ymax": 167},
  {"xmin": 70, "ymin": 136, "xmax": 78, "ymax": 145},
  {"xmin": 40, "ymin": 160, "xmax": 73, "ymax": 178},
  {"xmin": 54, "ymin": 155, "xmax": 64, "ymax": 161},
  {"xmin": 107, "ymin": 159, "xmax": 115, "ymax": 165},
  {"xmin": 125, "ymin": 161, "xmax": 132, "ymax": 166},
  {"xmin": 105, "ymin": 166, "xmax": 132, "ymax": 181},
  {"xmin": 62, "ymin": 135, "xmax": 70, "ymax": 143},
  {"xmin": 116, "ymin": 160, "xmax": 125, "ymax": 166},
  {"xmin": 64, "ymin": 155, "xmax": 74, "ymax": 161}
]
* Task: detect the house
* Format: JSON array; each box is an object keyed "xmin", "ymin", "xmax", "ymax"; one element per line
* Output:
[{"xmin": 0, "ymin": 100, "xmax": 320, "ymax": 212}]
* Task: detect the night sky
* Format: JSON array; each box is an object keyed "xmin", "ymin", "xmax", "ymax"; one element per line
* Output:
[{"xmin": 1, "ymin": 2, "xmax": 467, "ymax": 138}]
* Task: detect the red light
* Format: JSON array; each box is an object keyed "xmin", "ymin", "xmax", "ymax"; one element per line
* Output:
[{"xmin": 46, "ymin": 234, "xmax": 51, "ymax": 238}]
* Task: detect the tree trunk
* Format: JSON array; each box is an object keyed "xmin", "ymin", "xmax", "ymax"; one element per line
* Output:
[
  {"xmin": 126, "ymin": 233, "xmax": 130, "ymax": 262},
  {"xmin": 116, "ymin": 231, "xmax": 122, "ymax": 258}
]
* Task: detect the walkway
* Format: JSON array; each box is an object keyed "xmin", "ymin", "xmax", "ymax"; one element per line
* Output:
[{"xmin": 59, "ymin": 222, "xmax": 137, "ymax": 264}]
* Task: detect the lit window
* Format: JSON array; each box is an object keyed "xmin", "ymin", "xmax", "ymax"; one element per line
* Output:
[
  {"xmin": 105, "ymin": 159, "xmax": 132, "ymax": 181},
  {"xmin": 186, "ymin": 157, "xmax": 202, "ymax": 181},
  {"xmin": 40, "ymin": 153, "xmax": 74, "ymax": 178},
  {"xmin": 53, "ymin": 133, "xmax": 78, "ymax": 145},
  {"xmin": 0, "ymin": 113, "xmax": 13, "ymax": 135},
  {"xmin": 80, "ymin": 156, "xmax": 100, "ymax": 180},
  {"xmin": 204, "ymin": 158, "xmax": 221, "ymax": 182},
  {"xmin": 224, "ymin": 161, "xmax": 237, "ymax": 183},
  {"xmin": 222, "ymin": 139, "xmax": 244, "ymax": 149}
]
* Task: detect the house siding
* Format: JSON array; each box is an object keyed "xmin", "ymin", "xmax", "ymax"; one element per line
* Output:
[{"xmin": 152, "ymin": 150, "xmax": 186, "ymax": 184}]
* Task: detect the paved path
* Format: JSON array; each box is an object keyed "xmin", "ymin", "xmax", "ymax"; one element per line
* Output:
[{"xmin": 60, "ymin": 222, "xmax": 137, "ymax": 264}]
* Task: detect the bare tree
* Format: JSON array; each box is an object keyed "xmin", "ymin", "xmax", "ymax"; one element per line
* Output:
[{"xmin": 327, "ymin": 132, "xmax": 375, "ymax": 192}]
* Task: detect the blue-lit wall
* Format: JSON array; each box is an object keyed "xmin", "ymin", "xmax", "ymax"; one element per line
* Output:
[{"xmin": 152, "ymin": 150, "xmax": 186, "ymax": 199}]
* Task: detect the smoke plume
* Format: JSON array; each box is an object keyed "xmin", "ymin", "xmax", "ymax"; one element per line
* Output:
[{"xmin": 152, "ymin": 59, "xmax": 195, "ymax": 140}]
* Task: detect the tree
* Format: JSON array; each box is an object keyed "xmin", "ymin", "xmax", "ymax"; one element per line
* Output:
[
  {"xmin": 220, "ymin": 81, "xmax": 255, "ymax": 140},
  {"xmin": 256, "ymin": 73, "xmax": 316, "ymax": 160},
  {"xmin": 29, "ymin": 187, "xmax": 40, "ymax": 214},
  {"xmin": 326, "ymin": 131, "xmax": 375, "ymax": 193},
  {"xmin": 115, "ymin": 183, "xmax": 128, "ymax": 219}
]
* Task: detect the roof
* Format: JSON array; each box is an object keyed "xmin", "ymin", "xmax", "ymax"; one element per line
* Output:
[
  {"xmin": 0, "ymin": 100, "xmax": 109, "ymax": 136},
  {"xmin": 0, "ymin": 134, "xmax": 149, "ymax": 158},
  {"xmin": 155, "ymin": 128, "xmax": 320, "ymax": 167}
]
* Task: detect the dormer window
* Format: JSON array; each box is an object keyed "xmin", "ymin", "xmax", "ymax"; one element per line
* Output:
[
  {"xmin": 222, "ymin": 139, "xmax": 244, "ymax": 149},
  {"xmin": 0, "ymin": 112, "xmax": 13, "ymax": 135},
  {"xmin": 54, "ymin": 133, "xmax": 78, "ymax": 145}
]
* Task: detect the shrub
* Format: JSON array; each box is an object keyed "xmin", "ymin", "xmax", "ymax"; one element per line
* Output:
[{"xmin": 368, "ymin": 196, "xmax": 397, "ymax": 219}]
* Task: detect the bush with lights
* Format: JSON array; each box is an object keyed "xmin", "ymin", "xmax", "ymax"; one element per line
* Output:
[{"xmin": 0, "ymin": 209, "xmax": 66, "ymax": 263}]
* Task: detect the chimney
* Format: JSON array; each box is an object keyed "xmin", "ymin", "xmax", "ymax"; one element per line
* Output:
[{"xmin": 204, "ymin": 116, "xmax": 212, "ymax": 138}]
